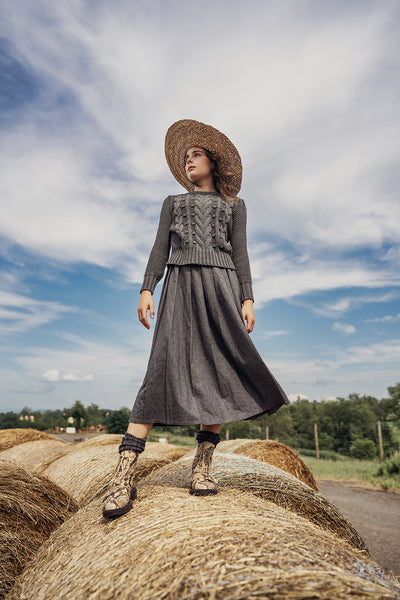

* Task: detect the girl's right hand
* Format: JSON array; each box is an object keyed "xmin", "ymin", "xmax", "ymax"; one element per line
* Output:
[{"xmin": 138, "ymin": 290, "xmax": 155, "ymax": 329}]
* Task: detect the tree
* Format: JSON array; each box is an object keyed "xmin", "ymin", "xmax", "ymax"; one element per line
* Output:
[
  {"xmin": 70, "ymin": 400, "xmax": 88, "ymax": 431},
  {"xmin": 0, "ymin": 412, "xmax": 21, "ymax": 429},
  {"xmin": 105, "ymin": 408, "xmax": 131, "ymax": 434}
]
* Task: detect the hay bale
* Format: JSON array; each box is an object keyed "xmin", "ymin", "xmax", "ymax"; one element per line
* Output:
[
  {"xmin": 75, "ymin": 434, "xmax": 123, "ymax": 448},
  {"xmin": 0, "ymin": 459, "xmax": 78, "ymax": 599},
  {"xmin": 41, "ymin": 444, "xmax": 170, "ymax": 504},
  {"xmin": 8, "ymin": 486, "xmax": 400, "ymax": 600},
  {"xmin": 0, "ymin": 440, "xmax": 73, "ymax": 472},
  {"xmin": 145, "ymin": 442, "xmax": 191, "ymax": 461},
  {"xmin": 0, "ymin": 429, "xmax": 57, "ymax": 452},
  {"xmin": 222, "ymin": 439, "xmax": 319, "ymax": 491},
  {"xmin": 76, "ymin": 437, "xmax": 190, "ymax": 461},
  {"xmin": 144, "ymin": 453, "xmax": 368, "ymax": 553},
  {"xmin": 217, "ymin": 438, "xmax": 250, "ymax": 453}
]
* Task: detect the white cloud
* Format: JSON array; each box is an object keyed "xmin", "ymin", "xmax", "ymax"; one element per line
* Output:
[
  {"xmin": 0, "ymin": 289, "xmax": 77, "ymax": 333},
  {"xmin": 259, "ymin": 330, "xmax": 289, "ymax": 338},
  {"xmin": 41, "ymin": 370, "xmax": 95, "ymax": 383},
  {"xmin": 41, "ymin": 369, "xmax": 61, "ymax": 382},
  {"xmin": 332, "ymin": 322, "xmax": 356, "ymax": 335},
  {"xmin": 288, "ymin": 393, "xmax": 309, "ymax": 402},
  {"xmin": 366, "ymin": 313, "xmax": 400, "ymax": 324},
  {"xmin": 251, "ymin": 250, "xmax": 400, "ymax": 305},
  {"xmin": 1, "ymin": 0, "xmax": 398, "ymax": 273}
]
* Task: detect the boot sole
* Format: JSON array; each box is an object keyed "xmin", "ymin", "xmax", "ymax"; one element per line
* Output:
[
  {"xmin": 103, "ymin": 487, "xmax": 137, "ymax": 518},
  {"xmin": 189, "ymin": 488, "xmax": 218, "ymax": 496}
]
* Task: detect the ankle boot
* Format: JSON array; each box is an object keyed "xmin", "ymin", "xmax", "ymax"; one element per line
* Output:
[
  {"xmin": 103, "ymin": 450, "xmax": 138, "ymax": 518},
  {"xmin": 190, "ymin": 441, "xmax": 218, "ymax": 496}
]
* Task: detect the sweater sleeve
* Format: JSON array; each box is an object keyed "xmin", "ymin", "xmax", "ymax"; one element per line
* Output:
[
  {"xmin": 140, "ymin": 196, "xmax": 173, "ymax": 294},
  {"xmin": 230, "ymin": 198, "xmax": 254, "ymax": 303}
]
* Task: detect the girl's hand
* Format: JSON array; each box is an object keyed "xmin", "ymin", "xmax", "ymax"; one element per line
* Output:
[
  {"xmin": 138, "ymin": 290, "xmax": 155, "ymax": 329},
  {"xmin": 242, "ymin": 299, "xmax": 255, "ymax": 333}
]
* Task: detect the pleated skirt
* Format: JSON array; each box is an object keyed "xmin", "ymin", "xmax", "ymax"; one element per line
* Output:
[{"xmin": 130, "ymin": 265, "xmax": 290, "ymax": 426}]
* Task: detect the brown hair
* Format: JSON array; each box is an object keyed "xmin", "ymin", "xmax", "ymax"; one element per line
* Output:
[{"xmin": 203, "ymin": 149, "xmax": 236, "ymax": 200}]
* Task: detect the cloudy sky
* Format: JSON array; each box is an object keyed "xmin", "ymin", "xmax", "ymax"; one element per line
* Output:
[{"xmin": 1, "ymin": 0, "xmax": 399, "ymax": 414}]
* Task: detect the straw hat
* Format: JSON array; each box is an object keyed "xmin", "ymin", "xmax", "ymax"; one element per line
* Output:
[{"xmin": 165, "ymin": 119, "xmax": 242, "ymax": 196}]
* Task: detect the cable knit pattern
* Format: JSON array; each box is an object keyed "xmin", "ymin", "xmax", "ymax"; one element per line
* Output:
[{"xmin": 140, "ymin": 191, "xmax": 254, "ymax": 302}]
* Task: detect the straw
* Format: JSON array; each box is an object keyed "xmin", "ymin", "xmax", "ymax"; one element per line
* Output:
[
  {"xmin": 0, "ymin": 458, "xmax": 78, "ymax": 599},
  {"xmin": 218, "ymin": 439, "xmax": 318, "ymax": 491},
  {"xmin": 8, "ymin": 486, "xmax": 400, "ymax": 600},
  {"xmin": 0, "ymin": 429, "xmax": 58, "ymax": 452},
  {"xmin": 41, "ymin": 444, "xmax": 170, "ymax": 504},
  {"xmin": 144, "ymin": 453, "xmax": 368, "ymax": 553}
]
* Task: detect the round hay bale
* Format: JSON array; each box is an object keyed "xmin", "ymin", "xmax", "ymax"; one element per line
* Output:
[
  {"xmin": 41, "ymin": 444, "xmax": 170, "ymax": 505},
  {"xmin": 75, "ymin": 434, "xmax": 123, "ymax": 448},
  {"xmin": 0, "ymin": 440, "xmax": 73, "ymax": 472},
  {"xmin": 0, "ymin": 458, "xmax": 78, "ymax": 599},
  {"xmin": 227, "ymin": 439, "xmax": 319, "ymax": 491},
  {"xmin": 75, "ymin": 437, "xmax": 190, "ymax": 461},
  {"xmin": 0, "ymin": 428, "xmax": 57, "ymax": 452},
  {"xmin": 217, "ymin": 438, "xmax": 250, "ymax": 453},
  {"xmin": 8, "ymin": 486, "xmax": 400, "ymax": 600},
  {"xmin": 144, "ymin": 453, "xmax": 368, "ymax": 553},
  {"xmin": 145, "ymin": 442, "xmax": 191, "ymax": 461}
]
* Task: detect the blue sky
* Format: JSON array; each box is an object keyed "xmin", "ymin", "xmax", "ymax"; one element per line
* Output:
[{"xmin": 0, "ymin": 0, "xmax": 399, "ymax": 413}]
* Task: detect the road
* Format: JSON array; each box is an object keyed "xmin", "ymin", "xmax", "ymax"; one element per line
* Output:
[{"xmin": 318, "ymin": 480, "xmax": 400, "ymax": 578}]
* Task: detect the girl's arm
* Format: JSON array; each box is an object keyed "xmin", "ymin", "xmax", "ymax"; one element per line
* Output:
[
  {"xmin": 230, "ymin": 199, "xmax": 255, "ymax": 332},
  {"xmin": 139, "ymin": 196, "xmax": 173, "ymax": 328},
  {"xmin": 140, "ymin": 196, "xmax": 173, "ymax": 295}
]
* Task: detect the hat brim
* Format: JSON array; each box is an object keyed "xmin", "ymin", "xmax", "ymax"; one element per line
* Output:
[{"xmin": 165, "ymin": 119, "xmax": 242, "ymax": 196}]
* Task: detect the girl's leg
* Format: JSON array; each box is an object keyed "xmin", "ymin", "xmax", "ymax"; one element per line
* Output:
[
  {"xmin": 102, "ymin": 422, "xmax": 153, "ymax": 518},
  {"xmin": 191, "ymin": 424, "xmax": 222, "ymax": 496},
  {"xmin": 127, "ymin": 422, "xmax": 153, "ymax": 438},
  {"xmin": 200, "ymin": 423, "xmax": 221, "ymax": 434}
]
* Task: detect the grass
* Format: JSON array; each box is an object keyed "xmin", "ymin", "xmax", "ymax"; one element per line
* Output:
[
  {"xmin": 147, "ymin": 432, "xmax": 197, "ymax": 447},
  {"xmin": 300, "ymin": 454, "xmax": 400, "ymax": 493}
]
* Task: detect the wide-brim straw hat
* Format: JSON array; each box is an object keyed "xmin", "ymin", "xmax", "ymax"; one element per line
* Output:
[{"xmin": 165, "ymin": 119, "xmax": 242, "ymax": 196}]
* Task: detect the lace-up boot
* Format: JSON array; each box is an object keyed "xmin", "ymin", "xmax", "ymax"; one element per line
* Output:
[
  {"xmin": 103, "ymin": 433, "xmax": 146, "ymax": 518},
  {"xmin": 190, "ymin": 430, "xmax": 220, "ymax": 496}
]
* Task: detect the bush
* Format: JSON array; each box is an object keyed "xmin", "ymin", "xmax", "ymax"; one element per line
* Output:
[
  {"xmin": 349, "ymin": 438, "xmax": 377, "ymax": 460},
  {"xmin": 375, "ymin": 452, "xmax": 400, "ymax": 477}
]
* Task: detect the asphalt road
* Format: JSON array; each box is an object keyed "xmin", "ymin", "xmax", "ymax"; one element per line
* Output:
[{"xmin": 318, "ymin": 480, "xmax": 400, "ymax": 578}]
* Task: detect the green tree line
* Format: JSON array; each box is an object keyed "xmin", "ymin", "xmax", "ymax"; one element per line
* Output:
[{"xmin": 1, "ymin": 384, "xmax": 399, "ymax": 459}]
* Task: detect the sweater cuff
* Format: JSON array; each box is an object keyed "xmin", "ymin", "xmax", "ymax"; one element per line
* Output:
[
  {"xmin": 240, "ymin": 282, "xmax": 254, "ymax": 304},
  {"xmin": 140, "ymin": 274, "xmax": 158, "ymax": 294}
]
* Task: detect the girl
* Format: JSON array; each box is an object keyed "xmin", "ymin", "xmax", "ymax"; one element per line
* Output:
[{"xmin": 103, "ymin": 119, "xmax": 290, "ymax": 518}]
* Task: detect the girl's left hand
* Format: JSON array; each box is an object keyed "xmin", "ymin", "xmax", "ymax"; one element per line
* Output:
[{"xmin": 242, "ymin": 299, "xmax": 255, "ymax": 333}]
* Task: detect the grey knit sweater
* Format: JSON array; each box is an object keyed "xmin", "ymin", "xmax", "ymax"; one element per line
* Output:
[{"xmin": 140, "ymin": 192, "xmax": 254, "ymax": 302}]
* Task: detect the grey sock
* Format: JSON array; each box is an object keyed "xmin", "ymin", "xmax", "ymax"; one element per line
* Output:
[{"xmin": 119, "ymin": 432, "xmax": 146, "ymax": 454}]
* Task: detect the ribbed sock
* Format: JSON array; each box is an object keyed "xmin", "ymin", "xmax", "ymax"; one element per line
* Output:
[
  {"xmin": 196, "ymin": 430, "xmax": 221, "ymax": 446},
  {"xmin": 119, "ymin": 432, "xmax": 146, "ymax": 454}
]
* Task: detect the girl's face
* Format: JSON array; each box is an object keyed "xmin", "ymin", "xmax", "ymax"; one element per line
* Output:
[{"xmin": 184, "ymin": 147, "xmax": 214, "ymax": 188}]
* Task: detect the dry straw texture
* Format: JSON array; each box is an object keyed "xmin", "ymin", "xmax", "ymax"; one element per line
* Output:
[
  {"xmin": 0, "ymin": 429, "xmax": 57, "ymax": 452},
  {"xmin": 144, "ymin": 454, "xmax": 367, "ymax": 552},
  {"xmin": 8, "ymin": 486, "xmax": 400, "ymax": 600},
  {"xmin": 0, "ymin": 459, "xmax": 78, "ymax": 599},
  {"xmin": 75, "ymin": 434, "xmax": 122, "ymax": 448},
  {"xmin": 41, "ymin": 444, "xmax": 170, "ymax": 504},
  {"xmin": 0, "ymin": 440, "xmax": 72, "ymax": 472},
  {"xmin": 145, "ymin": 442, "xmax": 191, "ymax": 461},
  {"xmin": 218, "ymin": 439, "xmax": 319, "ymax": 491},
  {"xmin": 76, "ymin": 436, "xmax": 191, "ymax": 462}
]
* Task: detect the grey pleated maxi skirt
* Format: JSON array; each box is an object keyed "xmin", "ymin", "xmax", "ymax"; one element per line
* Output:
[{"xmin": 130, "ymin": 265, "xmax": 290, "ymax": 426}]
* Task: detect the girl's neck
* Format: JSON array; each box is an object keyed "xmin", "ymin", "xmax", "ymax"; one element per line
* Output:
[{"xmin": 194, "ymin": 183, "xmax": 216, "ymax": 193}]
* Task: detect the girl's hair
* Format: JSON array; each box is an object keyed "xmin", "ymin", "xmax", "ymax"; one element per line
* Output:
[{"xmin": 203, "ymin": 149, "xmax": 236, "ymax": 200}]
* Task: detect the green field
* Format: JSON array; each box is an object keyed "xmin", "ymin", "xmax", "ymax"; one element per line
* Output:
[{"xmin": 300, "ymin": 454, "xmax": 400, "ymax": 493}]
